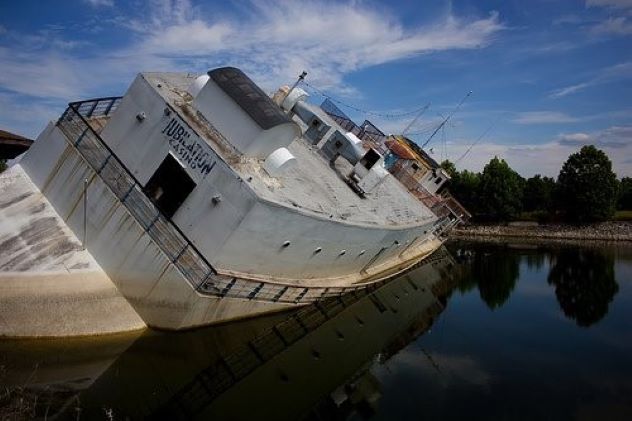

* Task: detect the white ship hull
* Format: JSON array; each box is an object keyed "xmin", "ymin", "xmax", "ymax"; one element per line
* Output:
[{"xmin": 0, "ymin": 69, "xmax": 457, "ymax": 337}]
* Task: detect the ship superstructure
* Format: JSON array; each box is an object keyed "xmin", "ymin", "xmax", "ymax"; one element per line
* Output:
[{"xmin": 0, "ymin": 67, "xmax": 462, "ymax": 334}]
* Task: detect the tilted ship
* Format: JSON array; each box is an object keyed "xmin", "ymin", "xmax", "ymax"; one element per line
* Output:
[{"xmin": 0, "ymin": 67, "xmax": 466, "ymax": 336}]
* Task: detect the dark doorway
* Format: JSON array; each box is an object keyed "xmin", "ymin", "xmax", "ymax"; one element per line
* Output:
[
  {"xmin": 144, "ymin": 154, "xmax": 195, "ymax": 219},
  {"xmin": 359, "ymin": 148, "xmax": 380, "ymax": 170}
]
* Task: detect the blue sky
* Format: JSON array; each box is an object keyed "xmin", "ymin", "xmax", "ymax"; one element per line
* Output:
[{"xmin": 1, "ymin": 0, "xmax": 631, "ymax": 177}]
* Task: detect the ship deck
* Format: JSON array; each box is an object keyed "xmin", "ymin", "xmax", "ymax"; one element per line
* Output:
[{"xmin": 141, "ymin": 72, "xmax": 436, "ymax": 227}]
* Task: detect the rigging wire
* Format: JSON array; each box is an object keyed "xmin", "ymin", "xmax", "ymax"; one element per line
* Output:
[
  {"xmin": 441, "ymin": 124, "xmax": 448, "ymax": 163},
  {"xmin": 301, "ymin": 80, "xmax": 431, "ymax": 119},
  {"xmin": 454, "ymin": 118, "xmax": 500, "ymax": 165},
  {"xmin": 401, "ymin": 103, "xmax": 432, "ymax": 136},
  {"xmin": 421, "ymin": 91, "xmax": 472, "ymax": 150},
  {"xmin": 404, "ymin": 124, "xmax": 441, "ymax": 136}
]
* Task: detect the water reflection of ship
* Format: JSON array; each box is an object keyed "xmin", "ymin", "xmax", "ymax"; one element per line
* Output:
[{"xmin": 39, "ymin": 246, "xmax": 455, "ymax": 420}]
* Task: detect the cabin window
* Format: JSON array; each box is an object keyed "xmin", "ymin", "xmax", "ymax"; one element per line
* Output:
[
  {"xmin": 435, "ymin": 177, "xmax": 442, "ymax": 185},
  {"xmin": 144, "ymin": 154, "xmax": 196, "ymax": 219}
]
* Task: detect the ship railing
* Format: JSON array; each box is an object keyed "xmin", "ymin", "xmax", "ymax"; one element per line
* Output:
[
  {"xmin": 431, "ymin": 192, "xmax": 471, "ymax": 224},
  {"xmin": 58, "ymin": 101, "xmax": 214, "ymax": 287},
  {"xmin": 56, "ymin": 98, "xmax": 441, "ymax": 305},
  {"xmin": 71, "ymin": 96, "xmax": 122, "ymax": 118},
  {"xmin": 431, "ymin": 215, "xmax": 458, "ymax": 239}
]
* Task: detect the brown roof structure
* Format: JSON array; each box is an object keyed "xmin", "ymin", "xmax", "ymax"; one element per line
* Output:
[
  {"xmin": 0, "ymin": 129, "xmax": 33, "ymax": 159},
  {"xmin": 385, "ymin": 137, "xmax": 418, "ymax": 161}
]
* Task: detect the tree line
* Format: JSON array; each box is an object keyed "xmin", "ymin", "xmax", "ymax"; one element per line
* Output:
[{"xmin": 441, "ymin": 145, "xmax": 631, "ymax": 223}]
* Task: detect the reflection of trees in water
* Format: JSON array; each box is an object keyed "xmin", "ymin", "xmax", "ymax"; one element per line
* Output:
[
  {"xmin": 454, "ymin": 244, "xmax": 521, "ymax": 310},
  {"xmin": 525, "ymin": 252, "xmax": 546, "ymax": 271},
  {"xmin": 547, "ymin": 248, "xmax": 618, "ymax": 327}
]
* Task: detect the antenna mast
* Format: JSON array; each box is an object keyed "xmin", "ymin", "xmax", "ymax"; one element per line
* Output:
[
  {"xmin": 421, "ymin": 91, "xmax": 472, "ymax": 150},
  {"xmin": 281, "ymin": 70, "xmax": 308, "ymax": 104}
]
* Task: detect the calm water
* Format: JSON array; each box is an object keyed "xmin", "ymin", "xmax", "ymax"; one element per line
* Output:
[{"xmin": 1, "ymin": 242, "xmax": 631, "ymax": 420}]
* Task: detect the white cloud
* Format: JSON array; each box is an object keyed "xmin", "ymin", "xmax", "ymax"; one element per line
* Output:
[
  {"xmin": 0, "ymin": 92, "xmax": 63, "ymax": 139},
  {"xmin": 0, "ymin": 0, "xmax": 504, "ymax": 149},
  {"xmin": 0, "ymin": 0, "xmax": 503, "ymax": 106},
  {"xmin": 120, "ymin": 0, "xmax": 503, "ymax": 90},
  {"xmin": 549, "ymin": 82, "xmax": 592, "ymax": 99},
  {"xmin": 557, "ymin": 125, "xmax": 632, "ymax": 149},
  {"xmin": 84, "ymin": 0, "xmax": 114, "ymax": 7},
  {"xmin": 586, "ymin": 0, "xmax": 632, "ymax": 9},
  {"xmin": 557, "ymin": 132, "xmax": 592, "ymax": 143},
  {"xmin": 549, "ymin": 61, "xmax": 632, "ymax": 98},
  {"xmin": 586, "ymin": 0, "xmax": 632, "ymax": 36},
  {"xmin": 591, "ymin": 16, "xmax": 632, "ymax": 35},
  {"xmin": 451, "ymin": 125, "xmax": 632, "ymax": 177},
  {"xmin": 513, "ymin": 111, "xmax": 578, "ymax": 124}
]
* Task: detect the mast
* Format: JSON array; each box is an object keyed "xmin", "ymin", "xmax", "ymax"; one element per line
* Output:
[{"xmin": 421, "ymin": 91, "xmax": 472, "ymax": 150}]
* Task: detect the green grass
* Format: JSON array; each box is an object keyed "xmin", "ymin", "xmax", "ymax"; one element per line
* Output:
[{"xmin": 614, "ymin": 210, "xmax": 632, "ymax": 221}]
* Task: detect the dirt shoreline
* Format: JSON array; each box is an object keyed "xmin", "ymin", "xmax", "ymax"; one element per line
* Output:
[{"xmin": 450, "ymin": 221, "xmax": 632, "ymax": 243}]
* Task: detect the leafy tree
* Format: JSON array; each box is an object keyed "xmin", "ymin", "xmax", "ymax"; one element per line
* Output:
[
  {"xmin": 547, "ymin": 247, "xmax": 618, "ymax": 327},
  {"xmin": 449, "ymin": 169, "xmax": 482, "ymax": 215},
  {"xmin": 523, "ymin": 174, "xmax": 555, "ymax": 212},
  {"xmin": 477, "ymin": 156, "xmax": 523, "ymax": 221},
  {"xmin": 618, "ymin": 177, "xmax": 632, "ymax": 210},
  {"xmin": 440, "ymin": 160, "xmax": 457, "ymax": 178},
  {"xmin": 557, "ymin": 145, "xmax": 618, "ymax": 223}
]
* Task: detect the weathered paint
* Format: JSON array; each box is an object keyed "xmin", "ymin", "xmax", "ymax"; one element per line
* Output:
[{"xmin": 0, "ymin": 165, "xmax": 146, "ymax": 337}]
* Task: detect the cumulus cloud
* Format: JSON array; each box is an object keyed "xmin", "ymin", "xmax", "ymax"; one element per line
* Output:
[
  {"xmin": 557, "ymin": 126, "xmax": 632, "ymax": 148},
  {"xmin": 124, "ymin": 0, "xmax": 503, "ymax": 90},
  {"xmin": 0, "ymin": 0, "xmax": 504, "ymax": 118},
  {"xmin": 556, "ymin": 132, "xmax": 592, "ymax": 143},
  {"xmin": 450, "ymin": 125, "xmax": 632, "ymax": 177},
  {"xmin": 0, "ymin": 0, "xmax": 504, "ymax": 139}
]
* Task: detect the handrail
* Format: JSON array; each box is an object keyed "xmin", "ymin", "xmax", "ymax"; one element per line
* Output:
[
  {"xmin": 55, "ymin": 97, "xmax": 444, "ymax": 305},
  {"xmin": 64, "ymin": 97, "xmax": 221, "ymax": 277}
]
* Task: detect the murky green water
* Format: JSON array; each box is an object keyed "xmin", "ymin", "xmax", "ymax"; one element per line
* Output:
[{"xmin": 1, "ymin": 242, "xmax": 631, "ymax": 420}]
